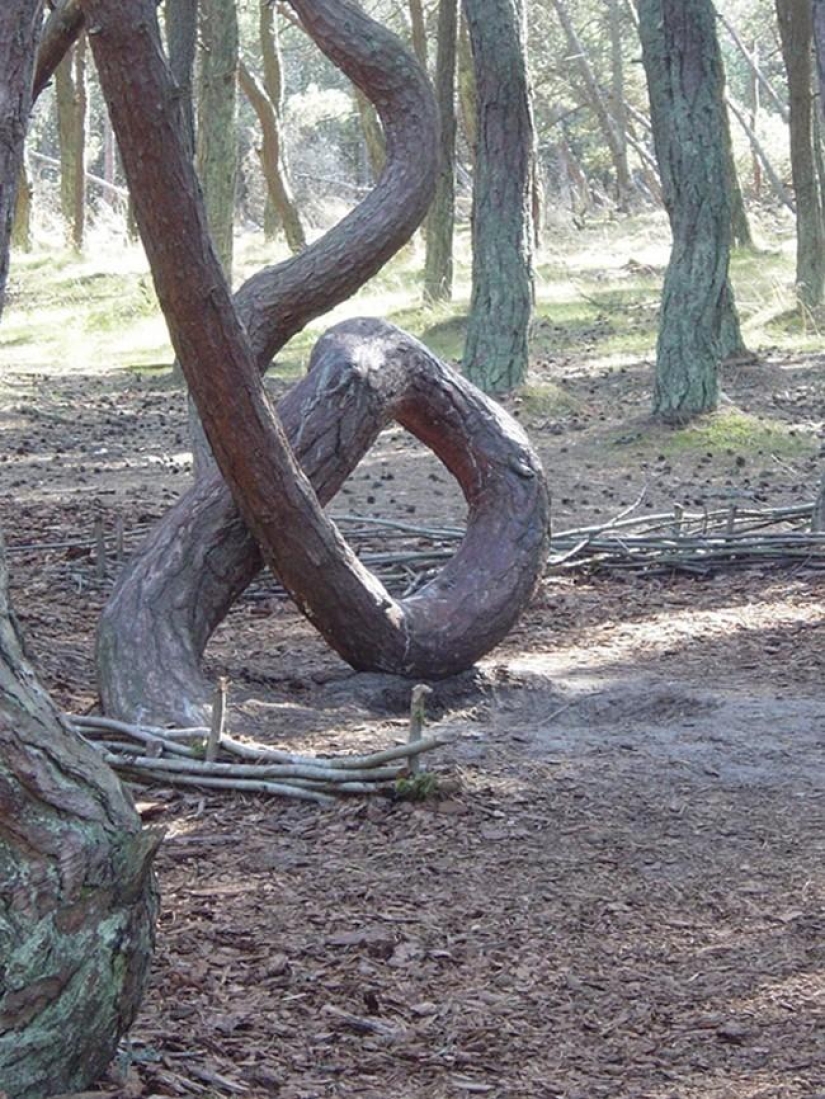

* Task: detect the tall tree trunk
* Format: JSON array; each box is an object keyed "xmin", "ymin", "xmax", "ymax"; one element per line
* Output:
[
  {"xmin": 639, "ymin": 0, "xmax": 733, "ymax": 423},
  {"xmin": 462, "ymin": 0, "xmax": 534, "ymax": 394},
  {"xmin": 259, "ymin": 2, "xmax": 305, "ymax": 248},
  {"xmin": 424, "ymin": 0, "xmax": 458, "ymax": 302},
  {"xmin": 776, "ymin": 0, "xmax": 825, "ymax": 309},
  {"xmin": 92, "ymin": 0, "xmax": 547, "ymax": 725},
  {"xmin": 196, "ymin": 0, "xmax": 238, "ymax": 274},
  {"xmin": 240, "ymin": 61, "xmax": 306, "ymax": 253},
  {"xmin": 0, "ymin": 7, "xmax": 158, "ymax": 1096},
  {"xmin": 55, "ymin": 34, "xmax": 86, "ymax": 250},
  {"xmin": 456, "ymin": 13, "xmax": 477, "ymax": 156},
  {"xmin": 608, "ymin": 0, "xmax": 632, "ymax": 210},
  {"xmin": 408, "ymin": 0, "xmax": 428, "ymax": 67}
]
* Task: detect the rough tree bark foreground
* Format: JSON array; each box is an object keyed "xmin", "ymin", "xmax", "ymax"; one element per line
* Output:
[
  {"xmin": 0, "ymin": 6, "xmax": 158, "ymax": 1097},
  {"xmin": 91, "ymin": 0, "xmax": 549, "ymax": 725}
]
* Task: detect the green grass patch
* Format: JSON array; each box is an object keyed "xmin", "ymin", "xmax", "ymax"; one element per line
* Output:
[{"xmin": 658, "ymin": 409, "xmax": 814, "ymax": 459}]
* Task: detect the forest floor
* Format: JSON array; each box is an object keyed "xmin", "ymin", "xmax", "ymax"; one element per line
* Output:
[{"xmin": 2, "ymin": 222, "xmax": 825, "ymax": 1098}]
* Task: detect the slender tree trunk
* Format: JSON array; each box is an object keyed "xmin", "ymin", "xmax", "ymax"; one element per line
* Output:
[
  {"xmin": 55, "ymin": 35, "xmax": 86, "ymax": 249},
  {"xmin": 424, "ymin": 0, "xmax": 458, "ymax": 302},
  {"xmin": 456, "ymin": 13, "xmax": 477, "ymax": 156},
  {"xmin": 462, "ymin": 0, "xmax": 534, "ymax": 394},
  {"xmin": 718, "ymin": 10, "xmax": 788, "ymax": 123},
  {"xmin": 1, "ymin": 8, "xmax": 158, "ymax": 1096},
  {"xmin": 552, "ymin": 0, "xmax": 632, "ymax": 208},
  {"xmin": 639, "ymin": 0, "xmax": 733, "ymax": 423},
  {"xmin": 196, "ymin": 0, "xmax": 238, "ymax": 274},
  {"xmin": 608, "ymin": 0, "xmax": 632, "ymax": 210},
  {"xmin": 727, "ymin": 92, "xmax": 795, "ymax": 212},
  {"xmin": 259, "ymin": 3, "xmax": 305, "ymax": 248},
  {"xmin": 776, "ymin": 0, "xmax": 825, "ymax": 309},
  {"xmin": 408, "ymin": 0, "xmax": 428, "ymax": 67}
]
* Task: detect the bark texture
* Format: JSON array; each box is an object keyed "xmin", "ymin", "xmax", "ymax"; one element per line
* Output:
[
  {"xmin": 1, "ymin": 8, "xmax": 158, "ymax": 1096},
  {"xmin": 92, "ymin": 0, "xmax": 546, "ymax": 724},
  {"xmin": 639, "ymin": 0, "xmax": 732, "ymax": 423},
  {"xmin": 777, "ymin": 0, "xmax": 825, "ymax": 309},
  {"xmin": 462, "ymin": 0, "xmax": 534, "ymax": 394}
]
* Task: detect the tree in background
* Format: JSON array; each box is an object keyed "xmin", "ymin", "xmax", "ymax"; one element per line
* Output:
[
  {"xmin": 0, "ymin": 6, "xmax": 158, "ymax": 1096},
  {"xmin": 239, "ymin": 1, "xmax": 306, "ymax": 252},
  {"xmin": 54, "ymin": 30, "xmax": 87, "ymax": 249},
  {"xmin": 776, "ymin": 0, "xmax": 825, "ymax": 309},
  {"xmin": 462, "ymin": 0, "xmax": 534, "ymax": 394},
  {"xmin": 197, "ymin": 0, "xmax": 239, "ymax": 274},
  {"xmin": 423, "ymin": 0, "xmax": 458, "ymax": 303},
  {"xmin": 639, "ymin": 0, "xmax": 740, "ymax": 423}
]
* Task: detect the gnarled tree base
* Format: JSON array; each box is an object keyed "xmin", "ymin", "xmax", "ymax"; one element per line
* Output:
[
  {"xmin": 0, "ymin": 550, "xmax": 158, "ymax": 1099},
  {"xmin": 98, "ymin": 319, "xmax": 549, "ymax": 725}
]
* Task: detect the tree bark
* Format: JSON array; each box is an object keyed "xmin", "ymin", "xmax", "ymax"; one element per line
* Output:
[
  {"xmin": 196, "ymin": 0, "xmax": 238, "ymax": 274},
  {"xmin": 91, "ymin": 0, "xmax": 547, "ymax": 724},
  {"xmin": 423, "ymin": 0, "xmax": 458, "ymax": 303},
  {"xmin": 462, "ymin": 0, "xmax": 534, "ymax": 394},
  {"xmin": 640, "ymin": 0, "xmax": 734, "ymax": 423},
  {"xmin": 776, "ymin": 0, "xmax": 825, "ymax": 309},
  {"xmin": 0, "ymin": 8, "xmax": 158, "ymax": 1096}
]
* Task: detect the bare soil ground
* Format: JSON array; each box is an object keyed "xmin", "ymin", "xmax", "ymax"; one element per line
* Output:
[{"xmin": 1, "ymin": 339, "xmax": 825, "ymax": 1098}]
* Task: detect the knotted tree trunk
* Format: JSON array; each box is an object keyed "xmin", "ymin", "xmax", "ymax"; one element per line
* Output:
[{"xmin": 91, "ymin": 0, "xmax": 548, "ymax": 725}]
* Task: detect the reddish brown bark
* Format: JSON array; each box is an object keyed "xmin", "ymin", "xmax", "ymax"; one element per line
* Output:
[
  {"xmin": 88, "ymin": 0, "xmax": 547, "ymax": 724},
  {"xmin": 100, "ymin": 319, "xmax": 548, "ymax": 723}
]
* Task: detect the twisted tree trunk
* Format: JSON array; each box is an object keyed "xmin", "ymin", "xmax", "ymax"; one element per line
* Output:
[{"xmin": 91, "ymin": 0, "xmax": 547, "ymax": 724}]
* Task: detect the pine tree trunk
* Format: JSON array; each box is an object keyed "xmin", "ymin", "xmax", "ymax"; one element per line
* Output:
[
  {"xmin": 196, "ymin": 0, "xmax": 238, "ymax": 274},
  {"xmin": 462, "ymin": 0, "xmax": 534, "ymax": 394},
  {"xmin": 257, "ymin": 4, "xmax": 305, "ymax": 251},
  {"xmin": 778, "ymin": 0, "xmax": 825, "ymax": 308},
  {"xmin": 55, "ymin": 37, "xmax": 86, "ymax": 250},
  {"xmin": 640, "ymin": 0, "xmax": 733, "ymax": 423},
  {"xmin": 423, "ymin": 0, "xmax": 458, "ymax": 303}
]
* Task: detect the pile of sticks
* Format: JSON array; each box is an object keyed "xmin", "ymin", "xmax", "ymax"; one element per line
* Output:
[{"xmin": 65, "ymin": 686, "xmax": 445, "ymax": 804}]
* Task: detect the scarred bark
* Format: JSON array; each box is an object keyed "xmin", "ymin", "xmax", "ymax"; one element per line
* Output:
[{"xmin": 90, "ymin": 0, "xmax": 547, "ymax": 723}]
